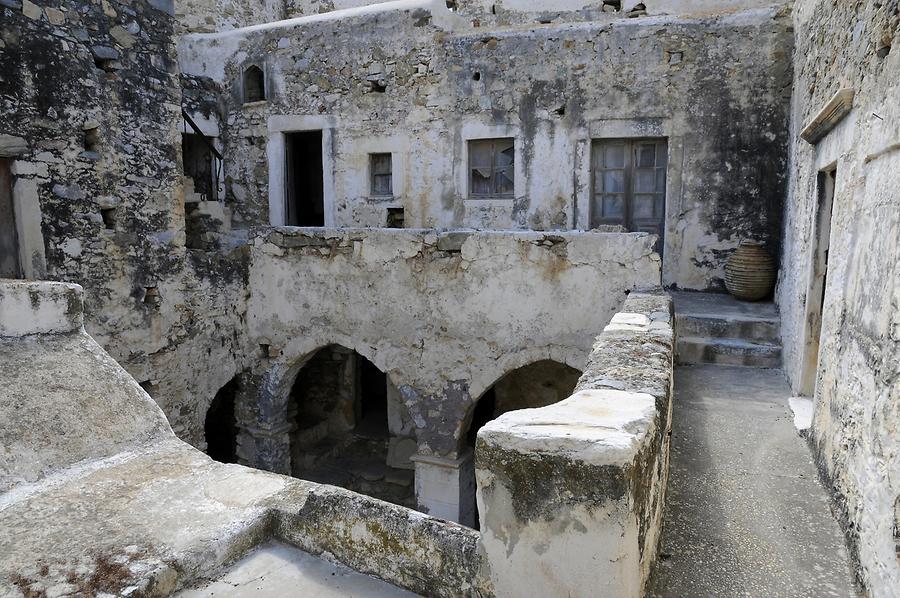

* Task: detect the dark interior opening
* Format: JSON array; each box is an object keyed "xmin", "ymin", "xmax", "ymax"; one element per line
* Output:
[
  {"xmin": 285, "ymin": 131, "xmax": 325, "ymax": 226},
  {"xmin": 466, "ymin": 387, "xmax": 496, "ymax": 448},
  {"xmin": 386, "ymin": 207, "xmax": 405, "ymax": 228},
  {"xmin": 100, "ymin": 207, "xmax": 117, "ymax": 230},
  {"xmin": 287, "ymin": 346, "xmax": 414, "ymax": 507},
  {"xmin": 205, "ymin": 377, "xmax": 239, "ymax": 464},
  {"xmin": 182, "ymin": 133, "xmax": 215, "ymax": 201},
  {"xmin": 0, "ymin": 158, "xmax": 22, "ymax": 279},
  {"xmin": 355, "ymin": 357, "xmax": 389, "ymax": 439},
  {"xmin": 242, "ymin": 65, "xmax": 265, "ymax": 103},
  {"xmin": 83, "ymin": 126, "xmax": 101, "ymax": 152}
]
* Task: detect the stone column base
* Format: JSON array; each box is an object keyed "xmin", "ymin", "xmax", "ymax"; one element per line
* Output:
[{"xmin": 410, "ymin": 451, "xmax": 475, "ymax": 527}]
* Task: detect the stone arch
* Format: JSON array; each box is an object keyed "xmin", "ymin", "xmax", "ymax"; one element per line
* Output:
[
  {"xmin": 459, "ymin": 348, "xmax": 585, "ymax": 452},
  {"xmin": 257, "ymin": 334, "xmax": 398, "ymax": 428},
  {"xmin": 457, "ymin": 347, "xmax": 585, "ymax": 448},
  {"xmin": 457, "ymin": 352, "xmax": 584, "ymax": 529},
  {"xmin": 466, "ymin": 346, "xmax": 586, "ymax": 403},
  {"xmin": 254, "ymin": 335, "xmax": 416, "ymax": 507}
]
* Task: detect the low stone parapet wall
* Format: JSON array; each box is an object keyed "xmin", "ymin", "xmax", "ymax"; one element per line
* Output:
[
  {"xmin": 0, "ymin": 279, "xmax": 491, "ymax": 596},
  {"xmin": 475, "ymin": 291, "xmax": 674, "ymax": 597},
  {"xmin": 272, "ymin": 482, "xmax": 489, "ymax": 597}
]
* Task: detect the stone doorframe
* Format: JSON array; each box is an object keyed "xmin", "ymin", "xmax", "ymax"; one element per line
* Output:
[
  {"xmin": 796, "ymin": 108, "xmax": 854, "ymax": 397},
  {"xmin": 0, "ymin": 135, "xmax": 47, "ymax": 279},
  {"xmin": 265, "ymin": 114, "xmax": 339, "ymax": 227}
]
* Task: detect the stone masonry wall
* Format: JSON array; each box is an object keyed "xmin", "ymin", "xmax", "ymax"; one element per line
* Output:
[
  {"xmin": 777, "ymin": 1, "xmax": 899, "ymax": 594},
  {"xmin": 476, "ymin": 291, "xmax": 674, "ymax": 597},
  {"xmin": 241, "ymin": 227, "xmax": 660, "ymax": 471},
  {"xmin": 0, "ymin": 0, "xmax": 249, "ymax": 447},
  {"xmin": 179, "ymin": 0, "xmax": 793, "ymax": 290}
]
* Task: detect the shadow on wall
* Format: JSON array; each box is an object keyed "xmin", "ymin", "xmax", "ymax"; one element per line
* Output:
[{"xmin": 464, "ymin": 360, "xmax": 582, "ymax": 528}]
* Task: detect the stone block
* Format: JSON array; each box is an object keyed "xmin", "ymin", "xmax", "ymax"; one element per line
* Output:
[
  {"xmin": 90, "ymin": 45, "xmax": 120, "ymax": 61},
  {"xmin": 387, "ymin": 438, "xmax": 417, "ymax": 470},
  {"xmin": 0, "ymin": 134, "xmax": 28, "ymax": 157},
  {"xmin": 436, "ymin": 230, "xmax": 472, "ymax": 252},
  {"xmin": 21, "ymin": 0, "xmax": 40, "ymax": 20},
  {"xmin": 0, "ymin": 281, "xmax": 84, "ymax": 337}
]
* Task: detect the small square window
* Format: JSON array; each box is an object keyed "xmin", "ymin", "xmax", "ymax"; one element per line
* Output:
[
  {"xmin": 370, "ymin": 153, "xmax": 393, "ymax": 196},
  {"xmin": 468, "ymin": 139, "xmax": 514, "ymax": 198},
  {"xmin": 386, "ymin": 207, "xmax": 404, "ymax": 228}
]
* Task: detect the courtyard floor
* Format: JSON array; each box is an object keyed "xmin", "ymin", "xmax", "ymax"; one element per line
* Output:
[
  {"xmin": 648, "ymin": 365, "xmax": 860, "ymax": 597},
  {"xmin": 177, "ymin": 542, "xmax": 418, "ymax": 597}
]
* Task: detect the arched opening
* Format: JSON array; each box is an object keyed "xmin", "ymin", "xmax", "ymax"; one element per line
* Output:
[
  {"xmin": 465, "ymin": 359, "xmax": 582, "ymax": 528},
  {"xmin": 288, "ymin": 345, "xmax": 415, "ymax": 507},
  {"xmin": 205, "ymin": 377, "xmax": 239, "ymax": 464},
  {"xmin": 242, "ymin": 65, "xmax": 265, "ymax": 103}
]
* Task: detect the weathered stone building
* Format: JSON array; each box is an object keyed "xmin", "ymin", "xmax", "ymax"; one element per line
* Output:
[{"xmin": 0, "ymin": 0, "xmax": 897, "ymax": 596}]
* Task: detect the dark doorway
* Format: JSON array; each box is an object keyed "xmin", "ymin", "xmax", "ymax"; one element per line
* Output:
[
  {"xmin": 205, "ymin": 377, "xmax": 238, "ymax": 463},
  {"xmin": 285, "ymin": 131, "xmax": 324, "ymax": 226},
  {"xmin": 0, "ymin": 159, "xmax": 22, "ymax": 279}
]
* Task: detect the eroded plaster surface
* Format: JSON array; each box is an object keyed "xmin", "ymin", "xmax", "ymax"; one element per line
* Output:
[
  {"xmin": 242, "ymin": 227, "xmax": 660, "ymax": 472},
  {"xmin": 179, "ymin": 0, "xmax": 792, "ymax": 289},
  {"xmin": 776, "ymin": 1, "xmax": 900, "ymax": 594},
  {"xmin": 476, "ymin": 291, "xmax": 674, "ymax": 597}
]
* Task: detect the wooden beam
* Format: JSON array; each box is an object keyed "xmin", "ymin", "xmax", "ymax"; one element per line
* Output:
[{"xmin": 800, "ymin": 88, "xmax": 854, "ymax": 144}]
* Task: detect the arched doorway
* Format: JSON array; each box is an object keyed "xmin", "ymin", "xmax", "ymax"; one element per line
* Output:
[
  {"xmin": 465, "ymin": 360, "xmax": 582, "ymax": 528},
  {"xmin": 205, "ymin": 377, "xmax": 239, "ymax": 464},
  {"xmin": 288, "ymin": 345, "xmax": 415, "ymax": 508}
]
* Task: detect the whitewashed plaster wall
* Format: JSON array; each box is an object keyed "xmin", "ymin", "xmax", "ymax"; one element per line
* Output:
[
  {"xmin": 777, "ymin": 1, "xmax": 899, "ymax": 595},
  {"xmin": 179, "ymin": 0, "xmax": 792, "ymax": 290},
  {"xmin": 241, "ymin": 227, "xmax": 660, "ymax": 472}
]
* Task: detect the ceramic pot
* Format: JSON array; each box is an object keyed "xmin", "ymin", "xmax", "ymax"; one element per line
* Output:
[{"xmin": 725, "ymin": 241, "xmax": 776, "ymax": 301}]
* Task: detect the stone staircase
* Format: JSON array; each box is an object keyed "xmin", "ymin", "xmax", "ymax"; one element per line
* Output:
[{"xmin": 671, "ymin": 291, "xmax": 782, "ymax": 368}]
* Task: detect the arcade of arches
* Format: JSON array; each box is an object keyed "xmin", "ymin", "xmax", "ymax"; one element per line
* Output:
[{"xmin": 203, "ymin": 356, "xmax": 582, "ymax": 525}]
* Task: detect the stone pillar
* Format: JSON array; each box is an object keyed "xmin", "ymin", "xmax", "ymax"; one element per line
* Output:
[
  {"xmin": 410, "ymin": 451, "xmax": 475, "ymax": 527},
  {"xmin": 236, "ymin": 422, "xmax": 292, "ymax": 475}
]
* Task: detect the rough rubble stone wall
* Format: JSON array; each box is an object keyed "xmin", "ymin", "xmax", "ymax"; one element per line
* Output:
[
  {"xmin": 174, "ymin": 0, "xmax": 284, "ymax": 33},
  {"xmin": 450, "ymin": 0, "xmax": 783, "ymax": 27},
  {"xmin": 242, "ymin": 227, "xmax": 660, "ymax": 470},
  {"xmin": 777, "ymin": 0, "xmax": 899, "ymax": 594},
  {"xmin": 180, "ymin": 1, "xmax": 792, "ymax": 289},
  {"xmin": 0, "ymin": 0, "xmax": 249, "ymax": 447}
]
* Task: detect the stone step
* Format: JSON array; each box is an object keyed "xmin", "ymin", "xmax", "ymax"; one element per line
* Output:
[
  {"xmin": 676, "ymin": 336, "xmax": 782, "ymax": 367},
  {"xmin": 675, "ymin": 313, "xmax": 780, "ymax": 344}
]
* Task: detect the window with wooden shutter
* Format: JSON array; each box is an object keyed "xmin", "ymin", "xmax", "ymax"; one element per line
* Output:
[{"xmin": 591, "ymin": 138, "xmax": 667, "ymax": 253}]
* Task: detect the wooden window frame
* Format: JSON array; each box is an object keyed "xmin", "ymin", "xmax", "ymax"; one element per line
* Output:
[
  {"xmin": 370, "ymin": 153, "xmax": 393, "ymax": 197},
  {"xmin": 591, "ymin": 138, "xmax": 667, "ymax": 230},
  {"xmin": 468, "ymin": 138, "xmax": 515, "ymax": 199}
]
